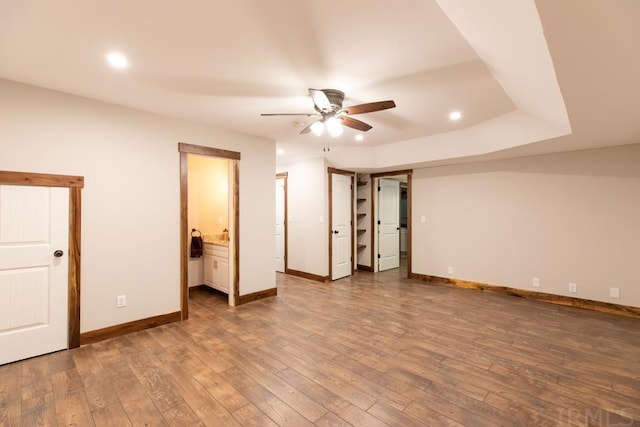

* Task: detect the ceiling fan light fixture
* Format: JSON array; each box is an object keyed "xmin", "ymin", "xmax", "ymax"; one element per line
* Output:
[
  {"xmin": 310, "ymin": 121, "xmax": 325, "ymax": 136},
  {"xmin": 326, "ymin": 117, "xmax": 343, "ymax": 137}
]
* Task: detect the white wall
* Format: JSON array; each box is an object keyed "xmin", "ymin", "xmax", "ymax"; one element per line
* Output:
[
  {"xmin": 278, "ymin": 157, "xmax": 329, "ymax": 277},
  {"xmin": 412, "ymin": 144, "xmax": 640, "ymax": 308},
  {"xmin": 0, "ymin": 79, "xmax": 275, "ymax": 331}
]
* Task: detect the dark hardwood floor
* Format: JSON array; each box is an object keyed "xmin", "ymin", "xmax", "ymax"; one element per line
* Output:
[{"xmin": 2, "ymin": 267, "xmax": 640, "ymax": 426}]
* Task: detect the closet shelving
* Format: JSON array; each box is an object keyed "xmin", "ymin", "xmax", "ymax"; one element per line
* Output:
[{"xmin": 355, "ymin": 174, "xmax": 372, "ymax": 269}]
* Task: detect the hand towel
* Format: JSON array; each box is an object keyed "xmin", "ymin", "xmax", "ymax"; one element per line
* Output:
[{"xmin": 190, "ymin": 235, "xmax": 203, "ymax": 258}]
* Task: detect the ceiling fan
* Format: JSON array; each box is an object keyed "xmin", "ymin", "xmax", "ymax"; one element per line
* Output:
[{"xmin": 261, "ymin": 88, "xmax": 396, "ymax": 137}]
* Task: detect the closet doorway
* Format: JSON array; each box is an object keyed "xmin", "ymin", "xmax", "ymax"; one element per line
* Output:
[{"xmin": 179, "ymin": 143, "xmax": 240, "ymax": 320}]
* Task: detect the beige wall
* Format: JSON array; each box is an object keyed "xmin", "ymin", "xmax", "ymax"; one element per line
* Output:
[
  {"xmin": 412, "ymin": 144, "xmax": 640, "ymax": 308},
  {"xmin": 0, "ymin": 78, "xmax": 276, "ymax": 332},
  {"xmin": 188, "ymin": 155, "xmax": 229, "ymax": 237}
]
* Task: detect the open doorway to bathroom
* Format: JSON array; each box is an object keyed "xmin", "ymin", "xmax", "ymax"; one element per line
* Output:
[{"xmin": 179, "ymin": 143, "xmax": 240, "ymax": 320}]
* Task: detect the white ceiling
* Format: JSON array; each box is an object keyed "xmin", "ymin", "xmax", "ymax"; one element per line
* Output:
[{"xmin": 1, "ymin": 0, "xmax": 639, "ymax": 171}]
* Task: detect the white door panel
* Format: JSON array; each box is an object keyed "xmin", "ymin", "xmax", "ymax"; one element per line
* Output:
[
  {"xmin": 331, "ymin": 174, "xmax": 352, "ymax": 280},
  {"xmin": 378, "ymin": 179, "xmax": 400, "ymax": 271},
  {"xmin": 0, "ymin": 185, "xmax": 69, "ymax": 365}
]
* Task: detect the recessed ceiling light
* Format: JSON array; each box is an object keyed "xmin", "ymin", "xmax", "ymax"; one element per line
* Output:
[
  {"xmin": 106, "ymin": 52, "xmax": 128, "ymax": 70},
  {"xmin": 355, "ymin": 134, "xmax": 364, "ymax": 142},
  {"xmin": 276, "ymin": 148, "xmax": 284, "ymax": 155},
  {"xmin": 449, "ymin": 110, "xmax": 462, "ymax": 121}
]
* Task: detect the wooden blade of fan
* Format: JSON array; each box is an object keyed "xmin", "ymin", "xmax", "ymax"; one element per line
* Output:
[
  {"xmin": 309, "ymin": 88, "xmax": 332, "ymax": 112},
  {"xmin": 261, "ymin": 113, "xmax": 316, "ymax": 116},
  {"xmin": 343, "ymin": 100, "xmax": 396, "ymax": 115},
  {"xmin": 341, "ymin": 116, "xmax": 372, "ymax": 132}
]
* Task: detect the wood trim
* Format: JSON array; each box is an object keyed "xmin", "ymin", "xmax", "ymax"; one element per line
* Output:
[
  {"xmin": 327, "ymin": 167, "xmax": 355, "ymax": 176},
  {"xmin": 371, "ymin": 177, "xmax": 376, "ymax": 271},
  {"xmin": 275, "ymin": 173, "xmax": 288, "ymax": 272},
  {"xmin": 67, "ymin": 187, "xmax": 82, "ymax": 348},
  {"xmin": 179, "ymin": 144, "xmax": 241, "ymax": 317},
  {"xmin": 370, "ymin": 169, "xmax": 413, "ymax": 179},
  {"xmin": 80, "ymin": 311, "xmax": 182, "ymax": 345},
  {"xmin": 180, "ymin": 151, "xmax": 189, "ymax": 320},
  {"xmin": 285, "ymin": 268, "xmax": 330, "ymax": 282},
  {"xmin": 1, "ymin": 171, "xmax": 83, "ymax": 350},
  {"xmin": 409, "ymin": 273, "xmax": 640, "ymax": 319},
  {"xmin": 406, "ymin": 171, "xmax": 412, "ymax": 276},
  {"xmin": 328, "ymin": 171, "xmax": 333, "ymax": 280},
  {"xmin": 178, "ymin": 142, "xmax": 241, "ymax": 160},
  {"xmin": 0, "ymin": 170, "xmax": 84, "ymax": 188},
  {"xmin": 233, "ymin": 160, "xmax": 240, "ymax": 305},
  {"xmin": 357, "ymin": 264, "xmax": 374, "ymax": 272},
  {"xmin": 236, "ymin": 287, "xmax": 278, "ymax": 306}
]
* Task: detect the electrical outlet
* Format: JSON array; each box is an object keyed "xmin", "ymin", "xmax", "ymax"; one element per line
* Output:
[
  {"xmin": 532, "ymin": 278, "xmax": 540, "ymax": 288},
  {"xmin": 569, "ymin": 283, "xmax": 577, "ymax": 293},
  {"xmin": 420, "ymin": 216, "xmax": 426, "ymax": 223},
  {"xmin": 610, "ymin": 287, "xmax": 620, "ymax": 299},
  {"xmin": 447, "ymin": 266, "xmax": 454, "ymax": 274},
  {"xmin": 117, "ymin": 295, "xmax": 127, "ymax": 308}
]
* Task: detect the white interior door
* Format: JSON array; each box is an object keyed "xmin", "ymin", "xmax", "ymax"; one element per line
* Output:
[
  {"xmin": 331, "ymin": 173, "xmax": 352, "ymax": 280},
  {"xmin": 378, "ymin": 178, "xmax": 400, "ymax": 271},
  {"xmin": 275, "ymin": 177, "xmax": 285, "ymax": 272},
  {"xmin": 0, "ymin": 185, "xmax": 69, "ymax": 365}
]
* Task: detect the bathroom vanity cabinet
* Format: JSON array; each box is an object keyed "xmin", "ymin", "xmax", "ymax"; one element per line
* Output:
[{"xmin": 203, "ymin": 242, "xmax": 229, "ymax": 293}]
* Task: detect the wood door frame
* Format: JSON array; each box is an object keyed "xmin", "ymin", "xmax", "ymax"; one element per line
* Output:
[
  {"xmin": 370, "ymin": 169, "xmax": 412, "ymax": 277},
  {"xmin": 327, "ymin": 167, "xmax": 355, "ymax": 280},
  {"xmin": 179, "ymin": 143, "xmax": 240, "ymax": 319},
  {"xmin": 0, "ymin": 170, "xmax": 84, "ymax": 349},
  {"xmin": 275, "ymin": 172, "xmax": 288, "ymax": 273}
]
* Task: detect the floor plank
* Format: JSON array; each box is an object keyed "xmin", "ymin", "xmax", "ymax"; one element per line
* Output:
[{"xmin": 0, "ymin": 266, "xmax": 639, "ymax": 426}]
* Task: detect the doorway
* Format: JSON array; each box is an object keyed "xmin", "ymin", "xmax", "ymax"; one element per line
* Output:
[
  {"xmin": 179, "ymin": 143, "xmax": 240, "ymax": 319},
  {"xmin": 328, "ymin": 168, "xmax": 354, "ymax": 280},
  {"xmin": 275, "ymin": 173, "xmax": 287, "ymax": 273},
  {"xmin": 371, "ymin": 170, "xmax": 412, "ymax": 277},
  {"xmin": 0, "ymin": 170, "xmax": 83, "ymax": 364}
]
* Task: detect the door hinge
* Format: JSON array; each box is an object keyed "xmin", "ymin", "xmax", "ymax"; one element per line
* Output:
[
  {"xmin": 378, "ymin": 186, "xmax": 381, "ymax": 191},
  {"xmin": 377, "ymin": 254, "xmax": 381, "ymax": 259},
  {"xmin": 377, "ymin": 220, "xmax": 381, "ymax": 225}
]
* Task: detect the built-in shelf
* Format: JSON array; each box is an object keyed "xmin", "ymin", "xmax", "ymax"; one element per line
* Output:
[{"xmin": 356, "ymin": 174, "xmax": 371, "ymax": 269}]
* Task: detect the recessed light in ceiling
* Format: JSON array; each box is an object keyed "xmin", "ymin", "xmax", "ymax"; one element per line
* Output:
[
  {"xmin": 449, "ymin": 110, "xmax": 462, "ymax": 121},
  {"xmin": 276, "ymin": 148, "xmax": 284, "ymax": 155},
  {"xmin": 355, "ymin": 134, "xmax": 364, "ymax": 142},
  {"xmin": 106, "ymin": 52, "xmax": 128, "ymax": 70}
]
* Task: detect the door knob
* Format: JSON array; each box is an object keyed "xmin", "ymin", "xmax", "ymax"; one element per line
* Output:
[
  {"xmin": 54, "ymin": 250, "xmax": 64, "ymax": 257},
  {"xmin": 333, "ymin": 230, "xmax": 339, "ymax": 234}
]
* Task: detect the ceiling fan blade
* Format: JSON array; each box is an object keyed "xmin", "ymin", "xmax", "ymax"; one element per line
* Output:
[
  {"xmin": 300, "ymin": 120, "xmax": 320, "ymax": 135},
  {"xmin": 260, "ymin": 113, "xmax": 315, "ymax": 116},
  {"xmin": 343, "ymin": 100, "xmax": 396, "ymax": 115},
  {"xmin": 341, "ymin": 116, "xmax": 372, "ymax": 132},
  {"xmin": 309, "ymin": 88, "xmax": 332, "ymax": 112}
]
